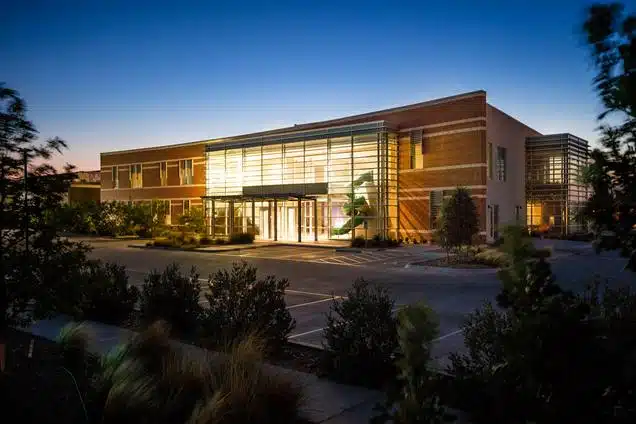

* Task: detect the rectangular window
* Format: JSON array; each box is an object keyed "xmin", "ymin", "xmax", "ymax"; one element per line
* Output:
[
  {"xmin": 496, "ymin": 146, "xmax": 506, "ymax": 182},
  {"xmin": 409, "ymin": 130, "xmax": 422, "ymax": 169},
  {"xmin": 180, "ymin": 159, "xmax": 193, "ymax": 185},
  {"xmin": 183, "ymin": 199, "xmax": 191, "ymax": 213},
  {"xmin": 160, "ymin": 161, "xmax": 168, "ymax": 186},
  {"xmin": 430, "ymin": 190, "xmax": 443, "ymax": 229},
  {"xmin": 164, "ymin": 200, "xmax": 172, "ymax": 225},
  {"xmin": 487, "ymin": 142, "xmax": 493, "ymax": 179},
  {"xmin": 130, "ymin": 164, "xmax": 142, "ymax": 188},
  {"xmin": 111, "ymin": 166, "xmax": 119, "ymax": 189},
  {"xmin": 493, "ymin": 204, "xmax": 500, "ymax": 239}
]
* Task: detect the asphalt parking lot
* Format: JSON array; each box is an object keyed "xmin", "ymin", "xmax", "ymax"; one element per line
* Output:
[{"xmin": 89, "ymin": 239, "xmax": 636, "ymax": 365}]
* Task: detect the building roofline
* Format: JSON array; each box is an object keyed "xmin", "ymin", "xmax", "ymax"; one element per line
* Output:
[
  {"xmin": 101, "ymin": 90, "xmax": 487, "ymax": 156},
  {"xmin": 486, "ymin": 103, "xmax": 542, "ymax": 136}
]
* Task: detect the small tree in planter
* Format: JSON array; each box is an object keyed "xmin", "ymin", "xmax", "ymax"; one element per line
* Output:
[
  {"xmin": 321, "ymin": 278, "xmax": 398, "ymax": 388},
  {"xmin": 435, "ymin": 187, "xmax": 479, "ymax": 259}
]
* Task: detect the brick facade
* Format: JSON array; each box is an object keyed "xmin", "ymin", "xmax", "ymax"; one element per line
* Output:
[{"xmin": 100, "ymin": 90, "xmax": 540, "ymax": 234}]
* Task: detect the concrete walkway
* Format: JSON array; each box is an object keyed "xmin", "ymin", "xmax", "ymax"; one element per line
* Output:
[{"xmin": 24, "ymin": 316, "xmax": 382, "ymax": 424}]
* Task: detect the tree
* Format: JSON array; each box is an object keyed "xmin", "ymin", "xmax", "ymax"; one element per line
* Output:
[
  {"xmin": 178, "ymin": 206, "xmax": 205, "ymax": 234},
  {"xmin": 435, "ymin": 187, "xmax": 479, "ymax": 256},
  {"xmin": 1, "ymin": 84, "xmax": 90, "ymax": 367},
  {"xmin": 582, "ymin": 3, "xmax": 636, "ymax": 270}
]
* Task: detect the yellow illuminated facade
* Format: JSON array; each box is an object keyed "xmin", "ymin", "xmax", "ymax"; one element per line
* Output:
[{"xmin": 204, "ymin": 121, "xmax": 398, "ymax": 241}]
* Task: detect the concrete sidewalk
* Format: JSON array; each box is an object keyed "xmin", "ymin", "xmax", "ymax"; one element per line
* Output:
[{"xmin": 25, "ymin": 316, "xmax": 382, "ymax": 424}]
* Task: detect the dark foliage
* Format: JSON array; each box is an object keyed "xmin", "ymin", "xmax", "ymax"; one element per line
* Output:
[
  {"xmin": 581, "ymin": 3, "xmax": 636, "ymax": 266},
  {"xmin": 373, "ymin": 301, "xmax": 452, "ymax": 424},
  {"xmin": 229, "ymin": 232, "xmax": 255, "ymax": 244},
  {"xmin": 1, "ymin": 84, "xmax": 95, "ymax": 338},
  {"xmin": 139, "ymin": 264, "xmax": 203, "ymax": 337},
  {"xmin": 446, "ymin": 223, "xmax": 636, "ymax": 423},
  {"xmin": 436, "ymin": 187, "xmax": 479, "ymax": 255},
  {"xmin": 78, "ymin": 261, "xmax": 139, "ymax": 326},
  {"xmin": 321, "ymin": 278, "xmax": 397, "ymax": 388},
  {"xmin": 201, "ymin": 261, "xmax": 295, "ymax": 352}
]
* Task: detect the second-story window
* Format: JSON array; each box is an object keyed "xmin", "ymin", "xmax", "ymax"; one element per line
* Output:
[
  {"xmin": 112, "ymin": 166, "xmax": 119, "ymax": 189},
  {"xmin": 487, "ymin": 142, "xmax": 493, "ymax": 179},
  {"xmin": 160, "ymin": 161, "xmax": 168, "ymax": 186},
  {"xmin": 496, "ymin": 146, "xmax": 507, "ymax": 182},
  {"xmin": 409, "ymin": 129, "xmax": 423, "ymax": 169},
  {"xmin": 180, "ymin": 159, "xmax": 193, "ymax": 185},
  {"xmin": 130, "ymin": 164, "xmax": 142, "ymax": 188}
]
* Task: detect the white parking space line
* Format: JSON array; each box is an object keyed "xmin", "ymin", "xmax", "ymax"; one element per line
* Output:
[
  {"xmin": 287, "ymin": 297, "xmax": 338, "ymax": 310},
  {"xmin": 286, "ymin": 289, "xmax": 335, "ymax": 297},
  {"xmin": 432, "ymin": 329, "xmax": 463, "ymax": 342},
  {"xmin": 289, "ymin": 327, "xmax": 325, "ymax": 339}
]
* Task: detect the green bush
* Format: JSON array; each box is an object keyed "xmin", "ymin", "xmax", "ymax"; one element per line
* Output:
[
  {"xmin": 139, "ymin": 264, "xmax": 203, "ymax": 337},
  {"xmin": 321, "ymin": 278, "xmax": 398, "ymax": 387},
  {"xmin": 214, "ymin": 238, "xmax": 227, "ymax": 245},
  {"xmin": 178, "ymin": 207, "xmax": 206, "ymax": 233},
  {"xmin": 351, "ymin": 236, "xmax": 366, "ymax": 248},
  {"xmin": 79, "ymin": 261, "xmax": 139, "ymax": 326},
  {"xmin": 229, "ymin": 232, "xmax": 255, "ymax": 244},
  {"xmin": 151, "ymin": 238, "xmax": 173, "ymax": 247},
  {"xmin": 473, "ymin": 248, "xmax": 509, "ymax": 268},
  {"xmin": 373, "ymin": 301, "xmax": 449, "ymax": 424},
  {"xmin": 199, "ymin": 235, "xmax": 212, "ymax": 245},
  {"xmin": 201, "ymin": 261, "xmax": 295, "ymax": 352}
]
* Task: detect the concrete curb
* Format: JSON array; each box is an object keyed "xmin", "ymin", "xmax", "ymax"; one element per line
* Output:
[
  {"xmin": 127, "ymin": 244, "xmax": 272, "ymax": 253},
  {"xmin": 403, "ymin": 263, "xmax": 499, "ymax": 275}
]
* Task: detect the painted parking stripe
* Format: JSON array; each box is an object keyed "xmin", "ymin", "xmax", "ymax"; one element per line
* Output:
[
  {"xmin": 287, "ymin": 297, "xmax": 339, "ymax": 310},
  {"xmin": 286, "ymin": 289, "xmax": 336, "ymax": 297},
  {"xmin": 288, "ymin": 327, "xmax": 325, "ymax": 339},
  {"xmin": 432, "ymin": 329, "xmax": 463, "ymax": 342}
]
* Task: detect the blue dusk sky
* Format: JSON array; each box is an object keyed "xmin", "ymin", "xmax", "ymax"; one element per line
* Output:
[{"xmin": 1, "ymin": 0, "xmax": 623, "ymax": 170}]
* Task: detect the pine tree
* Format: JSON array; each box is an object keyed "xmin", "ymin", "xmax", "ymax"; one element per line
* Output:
[{"xmin": 1, "ymin": 84, "xmax": 90, "ymax": 368}]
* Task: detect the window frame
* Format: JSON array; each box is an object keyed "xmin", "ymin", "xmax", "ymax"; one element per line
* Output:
[
  {"xmin": 496, "ymin": 146, "xmax": 507, "ymax": 182},
  {"xmin": 160, "ymin": 161, "xmax": 168, "ymax": 186},
  {"xmin": 130, "ymin": 163, "xmax": 143, "ymax": 188},
  {"xmin": 111, "ymin": 166, "xmax": 119, "ymax": 189},
  {"xmin": 183, "ymin": 199, "xmax": 191, "ymax": 213},
  {"xmin": 179, "ymin": 159, "xmax": 194, "ymax": 185},
  {"xmin": 487, "ymin": 142, "xmax": 493, "ymax": 179}
]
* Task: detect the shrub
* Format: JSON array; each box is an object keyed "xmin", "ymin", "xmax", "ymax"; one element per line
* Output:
[
  {"xmin": 473, "ymin": 248, "xmax": 509, "ymax": 268},
  {"xmin": 139, "ymin": 264, "xmax": 203, "ymax": 337},
  {"xmin": 94, "ymin": 321, "xmax": 209, "ymax": 424},
  {"xmin": 214, "ymin": 238, "xmax": 227, "ymax": 245},
  {"xmin": 201, "ymin": 261, "xmax": 295, "ymax": 352},
  {"xmin": 321, "ymin": 278, "xmax": 397, "ymax": 387},
  {"xmin": 229, "ymin": 232, "xmax": 255, "ymax": 244},
  {"xmin": 79, "ymin": 261, "xmax": 139, "ymax": 326},
  {"xmin": 93, "ymin": 323, "xmax": 303, "ymax": 424},
  {"xmin": 199, "ymin": 235, "xmax": 212, "ymax": 245},
  {"xmin": 178, "ymin": 207, "xmax": 206, "ymax": 233},
  {"xmin": 152, "ymin": 238, "xmax": 173, "ymax": 247},
  {"xmin": 202, "ymin": 333, "xmax": 304, "ymax": 424},
  {"xmin": 351, "ymin": 236, "xmax": 366, "ymax": 248},
  {"xmin": 373, "ymin": 301, "xmax": 449, "ymax": 424}
]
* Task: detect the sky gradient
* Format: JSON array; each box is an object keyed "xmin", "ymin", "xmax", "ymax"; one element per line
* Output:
[{"xmin": 1, "ymin": 0, "xmax": 619, "ymax": 171}]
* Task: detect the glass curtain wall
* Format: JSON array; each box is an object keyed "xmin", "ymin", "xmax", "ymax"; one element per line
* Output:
[
  {"xmin": 526, "ymin": 134, "xmax": 589, "ymax": 235},
  {"xmin": 204, "ymin": 122, "xmax": 397, "ymax": 241}
]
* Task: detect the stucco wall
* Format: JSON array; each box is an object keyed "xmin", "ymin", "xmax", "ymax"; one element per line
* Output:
[{"xmin": 486, "ymin": 105, "xmax": 542, "ymax": 241}]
